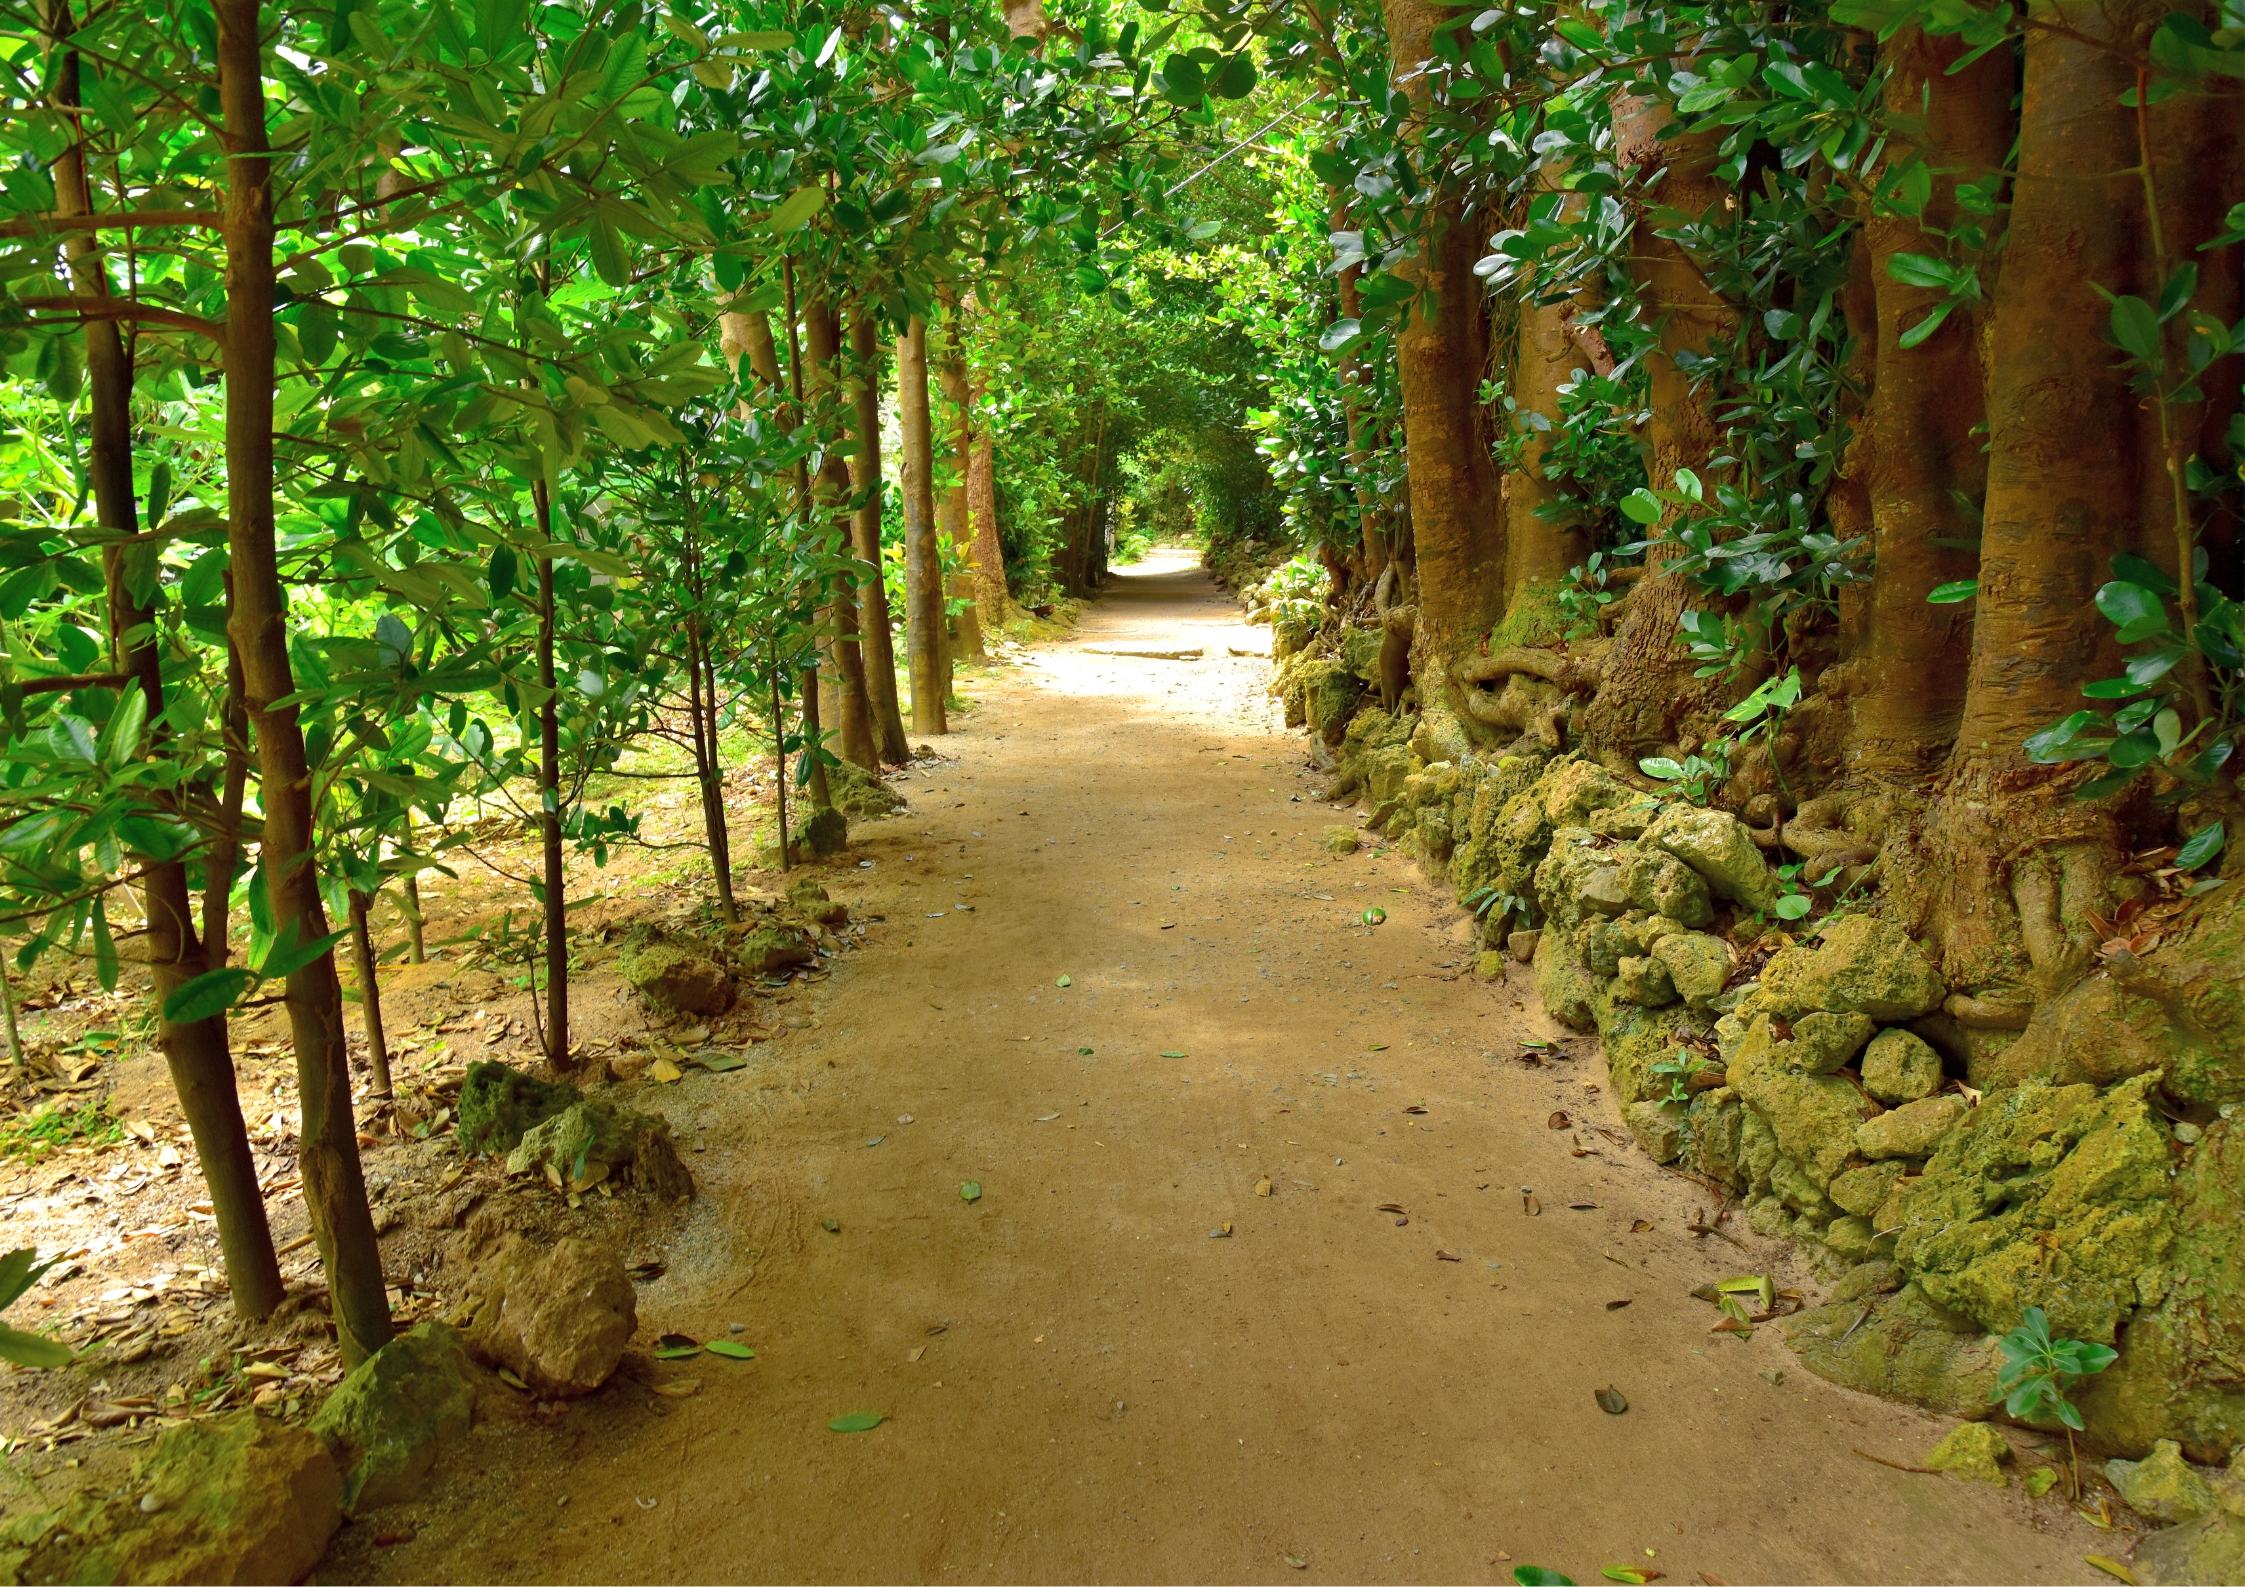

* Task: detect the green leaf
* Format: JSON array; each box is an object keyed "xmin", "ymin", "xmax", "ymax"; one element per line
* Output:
[
  {"xmin": 2095, "ymin": 580, "xmax": 2168, "ymax": 638},
  {"xmin": 1639, "ymin": 756, "xmax": 1686, "ymax": 780},
  {"xmin": 2177, "ymin": 820, "xmax": 2226, "ymax": 870},
  {"xmin": 1774, "ymin": 893, "xmax": 1813, "ymax": 920},
  {"xmin": 255, "ymin": 920, "xmax": 350, "ymax": 981},
  {"xmin": 960, "ymin": 1181, "xmax": 982, "ymax": 1202},
  {"xmin": 1055, "ymin": 975, "xmax": 1071, "ymax": 987},
  {"xmin": 1619, "ymin": 489, "xmax": 1663, "ymax": 525},
  {"xmin": 1318, "ymin": 318, "xmax": 1363, "ymax": 354},
  {"xmin": 653, "ymin": 1333, "xmax": 702, "ymax": 1360},
  {"xmin": 1210, "ymin": 53, "xmax": 1257, "ymax": 98},
  {"xmin": 768, "ymin": 187, "xmax": 827, "ymax": 233},
  {"xmin": 0, "ymin": 1247, "xmax": 60, "ymax": 1311},
  {"xmin": 1513, "ymin": 1570, "xmax": 1577, "ymax": 1586},
  {"xmin": 0, "ymin": 1321, "xmax": 71, "ymax": 1369},
  {"xmin": 828, "ymin": 1411, "xmax": 884, "ymax": 1432},
  {"xmin": 588, "ymin": 219, "xmax": 633, "ymax": 289},
  {"xmin": 1885, "ymin": 253, "xmax": 1956, "ymax": 290},
  {"xmin": 1897, "ymin": 300, "xmax": 1957, "ymax": 349},
  {"xmin": 1926, "ymin": 579, "xmax": 1978, "ymax": 604},
  {"xmin": 489, "ymin": 544, "xmax": 519, "ymax": 602},
  {"xmin": 2108, "ymin": 295, "xmax": 2161, "ymax": 361},
  {"xmin": 705, "ymin": 1339, "xmax": 755, "ymax": 1359},
  {"xmin": 1554, "ymin": 17, "xmax": 1602, "ymax": 47},
  {"xmin": 162, "ymin": 967, "xmax": 256, "ymax": 1024}
]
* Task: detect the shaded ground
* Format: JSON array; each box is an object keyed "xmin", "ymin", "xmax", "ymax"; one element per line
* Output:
[{"xmin": 0, "ymin": 551, "xmax": 2117, "ymax": 1583}]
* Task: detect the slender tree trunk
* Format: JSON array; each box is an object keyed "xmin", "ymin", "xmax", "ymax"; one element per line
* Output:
[
  {"xmin": 531, "ymin": 481, "xmax": 569, "ymax": 1070},
  {"xmin": 935, "ymin": 298, "xmax": 985, "ymax": 661},
  {"xmin": 1843, "ymin": 31, "xmax": 2012, "ymax": 779},
  {"xmin": 897, "ymin": 316, "xmax": 946, "ymax": 736},
  {"xmin": 1333, "ymin": 198, "xmax": 1386, "ymax": 584},
  {"xmin": 0, "ymin": 956, "xmax": 22, "ymax": 1070},
  {"xmin": 400, "ymin": 810, "xmax": 425, "ymax": 964},
  {"xmin": 1381, "ymin": 0, "xmax": 1507, "ymax": 698},
  {"xmin": 807, "ymin": 302, "xmax": 877, "ymax": 771},
  {"xmin": 847, "ymin": 307, "xmax": 911, "ymax": 763},
  {"xmin": 204, "ymin": 582, "xmax": 247, "ymax": 967},
  {"xmin": 216, "ymin": 0, "xmax": 389, "ymax": 1365},
  {"xmin": 1581, "ymin": 92, "xmax": 1740, "ymax": 758},
  {"xmin": 50, "ymin": 0, "xmax": 283, "ymax": 1321},
  {"xmin": 685, "ymin": 614, "xmax": 738, "ymax": 923},
  {"xmin": 346, "ymin": 892, "xmax": 391, "ymax": 1099},
  {"xmin": 967, "ymin": 425, "xmax": 1006, "ymax": 622}
]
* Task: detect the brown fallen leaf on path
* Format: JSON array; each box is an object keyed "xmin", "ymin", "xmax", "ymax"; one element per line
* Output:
[
  {"xmin": 1523, "ymin": 1192, "xmax": 1541, "ymax": 1215},
  {"xmin": 651, "ymin": 1379, "xmax": 702, "ymax": 1398},
  {"xmin": 1435, "ymin": 1250, "xmax": 1461, "ymax": 1262},
  {"xmin": 1547, "ymin": 1110, "xmax": 1571, "ymax": 1129}
]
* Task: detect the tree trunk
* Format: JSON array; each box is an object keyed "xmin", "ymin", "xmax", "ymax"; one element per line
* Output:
[
  {"xmin": 531, "ymin": 481, "xmax": 569, "ymax": 1071},
  {"xmin": 1900, "ymin": 0, "xmax": 2162, "ymax": 1020},
  {"xmin": 1581, "ymin": 93, "xmax": 1739, "ymax": 759},
  {"xmin": 685, "ymin": 617, "xmax": 738, "ymax": 923},
  {"xmin": 50, "ymin": 0, "xmax": 283, "ymax": 1321},
  {"xmin": 346, "ymin": 891, "xmax": 391, "ymax": 1099},
  {"xmin": 216, "ymin": 0, "xmax": 390, "ymax": 1366},
  {"xmin": 1333, "ymin": 197, "xmax": 1386, "ymax": 584},
  {"xmin": 847, "ymin": 306, "xmax": 911, "ymax": 764},
  {"xmin": 1844, "ymin": 30, "xmax": 2012, "ymax": 779},
  {"xmin": 1502, "ymin": 178, "xmax": 1595, "ymax": 626},
  {"xmin": 967, "ymin": 427, "xmax": 1005, "ymax": 622},
  {"xmin": 897, "ymin": 316, "xmax": 946, "ymax": 736},
  {"xmin": 807, "ymin": 302, "xmax": 878, "ymax": 771},
  {"xmin": 935, "ymin": 301, "xmax": 984, "ymax": 662},
  {"xmin": 400, "ymin": 810, "xmax": 425, "ymax": 964},
  {"xmin": 1381, "ymin": 0, "xmax": 1507, "ymax": 698},
  {"xmin": 204, "ymin": 583, "xmax": 248, "ymax": 968}
]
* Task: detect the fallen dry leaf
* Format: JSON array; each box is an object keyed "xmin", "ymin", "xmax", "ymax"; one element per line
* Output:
[
  {"xmin": 1255, "ymin": 1177, "xmax": 1272, "ymax": 1197},
  {"xmin": 651, "ymin": 1379, "xmax": 702, "ymax": 1398},
  {"xmin": 1436, "ymin": 1250, "xmax": 1461, "ymax": 1262},
  {"xmin": 1547, "ymin": 1110, "xmax": 1571, "ymax": 1130},
  {"xmin": 1523, "ymin": 1193, "xmax": 1541, "ymax": 1216}
]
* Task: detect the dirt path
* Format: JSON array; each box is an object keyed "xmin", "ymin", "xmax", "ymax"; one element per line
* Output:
[{"xmin": 341, "ymin": 550, "xmax": 2104, "ymax": 1585}]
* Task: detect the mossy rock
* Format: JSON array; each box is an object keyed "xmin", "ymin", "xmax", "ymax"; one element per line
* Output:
[
  {"xmin": 1894, "ymin": 1074, "xmax": 2174, "ymax": 1345},
  {"xmin": 1727, "ymin": 1013, "xmax": 1872, "ymax": 1187},
  {"xmin": 1758, "ymin": 913, "xmax": 1946, "ymax": 1022},
  {"xmin": 504, "ymin": 1096, "xmax": 694, "ymax": 1202},
  {"xmin": 826, "ymin": 761, "xmax": 906, "ymax": 822},
  {"xmin": 1783, "ymin": 1281, "xmax": 2002, "ymax": 1420},
  {"xmin": 1927, "ymin": 1421, "xmax": 2012, "ymax": 1484},
  {"xmin": 1296, "ymin": 658, "xmax": 1365, "ymax": 744},
  {"xmin": 1339, "ymin": 626, "xmax": 1384, "ymax": 682},
  {"xmin": 310, "ymin": 1321, "xmax": 474, "ymax": 1516},
  {"xmin": 620, "ymin": 936, "xmax": 735, "ymax": 1015},
  {"xmin": 1532, "ymin": 917, "xmax": 1599, "ymax": 1031},
  {"xmin": 798, "ymin": 803, "xmax": 848, "ymax": 855},
  {"xmin": 739, "ymin": 925, "xmax": 817, "ymax": 977},
  {"xmin": 458, "ymin": 1061, "xmax": 580, "ymax": 1156}
]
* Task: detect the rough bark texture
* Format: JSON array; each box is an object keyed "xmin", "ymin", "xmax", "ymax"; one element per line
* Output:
[
  {"xmin": 1580, "ymin": 94, "xmax": 1739, "ymax": 760},
  {"xmin": 897, "ymin": 317, "xmax": 946, "ymax": 735},
  {"xmin": 807, "ymin": 303, "xmax": 877, "ymax": 771},
  {"xmin": 1383, "ymin": 0, "xmax": 1506, "ymax": 694},
  {"xmin": 531, "ymin": 481, "xmax": 568, "ymax": 1069},
  {"xmin": 1844, "ymin": 31, "xmax": 2012, "ymax": 779},
  {"xmin": 216, "ymin": 0, "xmax": 390, "ymax": 1366},
  {"xmin": 1502, "ymin": 219, "xmax": 1593, "ymax": 623},
  {"xmin": 1899, "ymin": 0, "xmax": 2160, "ymax": 1016},
  {"xmin": 50, "ymin": 0, "xmax": 282, "ymax": 1321},
  {"xmin": 847, "ymin": 307, "xmax": 911, "ymax": 764},
  {"xmin": 1332, "ymin": 196, "xmax": 1386, "ymax": 583},
  {"xmin": 346, "ymin": 893, "xmax": 391, "ymax": 1099},
  {"xmin": 935, "ymin": 306, "xmax": 984, "ymax": 661},
  {"xmin": 967, "ymin": 428, "xmax": 1005, "ymax": 623}
]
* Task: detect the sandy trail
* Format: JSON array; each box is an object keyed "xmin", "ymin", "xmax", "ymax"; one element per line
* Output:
[{"xmin": 346, "ymin": 550, "xmax": 2103, "ymax": 1585}]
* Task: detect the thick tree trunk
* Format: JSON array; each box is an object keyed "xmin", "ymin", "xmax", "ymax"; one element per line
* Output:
[
  {"xmin": 50, "ymin": 0, "xmax": 283, "ymax": 1321},
  {"xmin": 935, "ymin": 303, "xmax": 984, "ymax": 662},
  {"xmin": 1844, "ymin": 31, "xmax": 2013, "ymax": 779},
  {"xmin": 1581, "ymin": 94, "xmax": 1739, "ymax": 758},
  {"xmin": 531, "ymin": 481, "xmax": 569, "ymax": 1071},
  {"xmin": 1502, "ymin": 191, "xmax": 1594, "ymax": 625},
  {"xmin": 806, "ymin": 303, "xmax": 877, "ymax": 771},
  {"xmin": 346, "ymin": 892, "xmax": 391, "ymax": 1099},
  {"xmin": 216, "ymin": 0, "xmax": 390, "ymax": 1366},
  {"xmin": 847, "ymin": 307, "xmax": 911, "ymax": 764},
  {"xmin": 897, "ymin": 317, "xmax": 946, "ymax": 736},
  {"xmin": 1902, "ymin": 0, "xmax": 2160, "ymax": 1020},
  {"xmin": 1382, "ymin": 0, "xmax": 1507, "ymax": 697},
  {"xmin": 967, "ymin": 428, "xmax": 1005, "ymax": 621}
]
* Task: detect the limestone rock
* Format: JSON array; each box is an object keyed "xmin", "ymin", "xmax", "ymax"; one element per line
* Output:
[
  {"xmin": 1613, "ymin": 954, "xmax": 1677, "ymax": 1007},
  {"xmin": 1759, "ymin": 914, "xmax": 1945, "ymax": 1022},
  {"xmin": 311, "ymin": 1321, "xmax": 475, "ymax": 1515},
  {"xmin": 1784, "ymin": 1283, "xmax": 2003, "ymax": 1420},
  {"xmin": 1927, "ymin": 1421, "xmax": 2012, "ymax": 1484},
  {"xmin": 459, "ymin": 1233, "xmax": 636, "ymax": 1397},
  {"xmin": 1619, "ymin": 847, "xmax": 1713, "ymax": 927},
  {"xmin": 457, "ymin": 1061, "xmax": 579, "ymax": 1156},
  {"xmin": 1322, "ymin": 825, "xmax": 1361, "ymax": 856},
  {"xmin": 1824, "ymin": 1215, "xmax": 1877, "ymax": 1263},
  {"xmin": 623, "ymin": 938, "xmax": 736, "ymax": 1013},
  {"xmin": 1651, "ymin": 931, "xmax": 1731, "ymax": 1007},
  {"xmin": 1894, "ymin": 1075, "xmax": 2175, "ymax": 1345},
  {"xmin": 738, "ymin": 925, "xmax": 816, "ymax": 978},
  {"xmin": 1830, "ymin": 1259, "xmax": 1904, "ymax": 1304},
  {"xmin": 2109, "ymin": 1440, "xmax": 2219, "ymax": 1525},
  {"xmin": 1537, "ymin": 759, "xmax": 1634, "ymax": 826},
  {"xmin": 1507, "ymin": 928, "xmax": 1541, "ymax": 964},
  {"xmin": 1862, "ymin": 1026, "xmax": 1944, "ymax": 1104},
  {"xmin": 798, "ymin": 803, "xmax": 848, "ymax": 855},
  {"xmin": 1297, "ymin": 657, "xmax": 1364, "ymax": 743},
  {"xmin": 1623, "ymin": 1099, "xmax": 1686, "ymax": 1164},
  {"xmin": 1829, "ymin": 1161, "xmax": 1908, "ymax": 1218},
  {"xmin": 1857, "ymin": 1094, "xmax": 1966, "ymax": 1160},
  {"xmin": 787, "ymin": 878, "xmax": 849, "ymax": 925},
  {"xmin": 12, "ymin": 1411, "xmax": 341, "ymax": 1585},
  {"xmin": 1782, "ymin": 1011, "xmax": 1878, "ymax": 1075},
  {"xmin": 504, "ymin": 1097, "xmax": 695, "ymax": 1202},
  {"xmin": 1728, "ymin": 1015, "xmax": 1873, "ymax": 1185},
  {"xmin": 2134, "ymin": 1511, "xmax": 2245, "ymax": 1587},
  {"xmin": 825, "ymin": 760, "xmax": 905, "ymax": 821},
  {"xmin": 1643, "ymin": 805, "xmax": 1777, "ymax": 911},
  {"xmin": 1686, "ymin": 1087, "xmax": 1744, "ymax": 1185},
  {"xmin": 1580, "ymin": 866, "xmax": 1630, "ymax": 916}
]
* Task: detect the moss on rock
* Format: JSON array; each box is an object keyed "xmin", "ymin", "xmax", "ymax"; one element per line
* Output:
[
  {"xmin": 458, "ymin": 1061, "xmax": 579, "ymax": 1156},
  {"xmin": 1783, "ymin": 1282, "xmax": 2002, "ymax": 1420}
]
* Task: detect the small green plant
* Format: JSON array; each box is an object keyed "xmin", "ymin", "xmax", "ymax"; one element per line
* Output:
[
  {"xmin": 1994, "ymin": 1305, "xmax": 2117, "ymax": 1497},
  {"xmin": 1649, "ymin": 1048, "xmax": 1718, "ymax": 1103},
  {"xmin": 1993, "ymin": 1306, "xmax": 2116, "ymax": 1431},
  {"xmin": 0, "ymin": 1247, "xmax": 70, "ymax": 1368},
  {"xmin": 1462, "ymin": 884, "xmax": 1535, "ymax": 932},
  {"xmin": 0, "ymin": 1099, "xmax": 124, "ymax": 1158},
  {"xmin": 1557, "ymin": 552, "xmax": 1623, "ymax": 638},
  {"xmin": 1639, "ymin": 740, "xmax": 1732, "ymax": 805}
]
